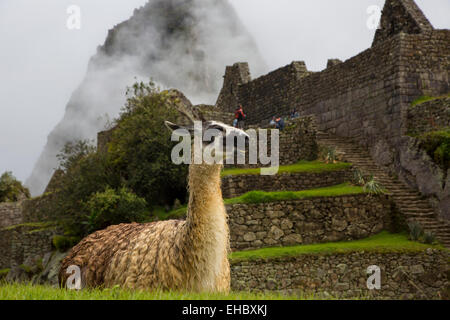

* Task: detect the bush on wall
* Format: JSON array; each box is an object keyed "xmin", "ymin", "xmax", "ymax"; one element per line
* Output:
[
  {"xmin": 86, "ymin": 187, "xmax": 148, "ymax": 233},
  {"xmin": 0, "ymin": 171, "xmax": 30, "ymax": 202},
  {"xmin": 418, "ymin": 129, "xmax": 450, "ymax": 171}
]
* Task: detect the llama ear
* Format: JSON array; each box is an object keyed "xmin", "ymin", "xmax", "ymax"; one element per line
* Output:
[
  {"xmin": 165, "ymin": 121, "xmax": 181, "ymax": 132},
  {"xmin": 165, "ymin": 121, "xmax": 193, "ymax": 136}
]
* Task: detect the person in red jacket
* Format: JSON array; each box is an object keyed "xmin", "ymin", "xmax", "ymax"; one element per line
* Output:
[{"xmin": 234, "ymin": 105, "xmax": 246, "ymax": 129}]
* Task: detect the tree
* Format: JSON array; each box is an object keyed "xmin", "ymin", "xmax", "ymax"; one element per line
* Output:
[
  {"xmin": 47, "ymin": 81, "xmax": 189, "ymax": 239},
  {"xmin": 107, "ymin": 81, "xmax": 188, "ymax": 206},
  {"xmin": 0, "ymin": 171, "xmax": 30, "ymax": 202}
]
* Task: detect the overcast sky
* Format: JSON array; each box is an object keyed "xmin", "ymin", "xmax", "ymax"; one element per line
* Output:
[{"xmin": 0, "ymin": 0, "xmax": 449, "ymax": 183}]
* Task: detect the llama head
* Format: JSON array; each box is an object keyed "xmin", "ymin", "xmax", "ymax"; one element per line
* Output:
[{"xmin": 165, "ymin": 110, "xmax": 249, "ymax": 164}]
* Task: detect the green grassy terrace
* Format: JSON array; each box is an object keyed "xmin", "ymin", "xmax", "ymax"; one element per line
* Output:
[
  {"xmin": 224, "ymin": 183, "xmax": 364, "ymax": 205},
  {"xmin": 411, "ymin": 93, "xmax": 450, "ymax": 107},
  {"xmin": 155, "ymin": 183, "xmax": 365, "ymax": 219},
  {"xmin": 230, "ymin": 231, "xmax": 445, "ymax": 262},
  {"xmin": 0, "ymin": 283, "xmax": 328, "ymax": 300},
  {"xmin": 221, "ymin": 160, "xmax": 352, "ymax": 177}
]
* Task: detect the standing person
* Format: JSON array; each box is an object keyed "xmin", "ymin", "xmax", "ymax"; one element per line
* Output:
[{"xmin": 235, "ymin": 104, "xmax": 246, "ymax": 129}]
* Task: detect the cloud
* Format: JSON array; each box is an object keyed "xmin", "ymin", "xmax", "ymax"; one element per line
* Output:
[{"xmin": 24, "ymin": 0, "xmax": 266, "ymax": 195}]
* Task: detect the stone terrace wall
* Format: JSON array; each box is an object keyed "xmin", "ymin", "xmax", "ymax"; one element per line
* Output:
[
  {"xmin": 0, "ymin": 193, "xmax": 60, "ymax": 269},
  {"xmin": 0, "ymin": 202, "xmax": 23, "ymax": 228},
  {"xmin": 231, "ymin": 249, "xmax": 449, "ymax": 299},
  {"xmin": 227, "ymin": 194, "xmax": 394, "ymax": 251},
  {"xmin": 221, "ymin": 168, "xmax": 353, "ymax": 199},
  {"xmin": 0, "ymin": 225, "xmax": 59, "ymax": 269},
  {"xmin": 407, "ymin": 97, "xmax": 450, "ymax": 136}
]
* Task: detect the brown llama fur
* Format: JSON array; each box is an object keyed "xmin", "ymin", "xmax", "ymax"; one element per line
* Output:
[{"xmin": 59, "ymin": 158, "xmax": 230, "ymax": 292}]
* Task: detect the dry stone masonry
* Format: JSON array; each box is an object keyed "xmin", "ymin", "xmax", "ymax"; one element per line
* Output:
[
  {"xmin": 0, "ymin": 202, "xmax": 23, "ymax": 229},
  {"xmin": 407, "ymin": 97, "xmax": 450, "ymax": 136},
  {"xmin": 231, "ymin": 249, "xmax": 449, "ymax": 300},
  {"xmin": 227, "ymin": 194, "xmax": 394, "ymax": 251},
  {"xmin": 222, "ymin": 169, "xmax": 353, "ymax": 199}
]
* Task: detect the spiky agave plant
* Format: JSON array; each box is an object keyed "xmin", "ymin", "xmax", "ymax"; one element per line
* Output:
[
  {"xmin": 363, "ymin": 175, "xmax": 384, "ymax": 196},
  {"xmin": 353, "ymin": 169, "xmax": 366, "ymax": 186},
  {"xmin": 407, "ymin": 221, "xmax": 424, "ymax": 241}
]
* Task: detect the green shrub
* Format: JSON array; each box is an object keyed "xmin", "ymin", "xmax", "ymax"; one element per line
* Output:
[
  {"xmin": 318, "ymin": 146, "xmax": 338, "ymax": 164},
  {"xmin": 50, "ymin": 146, "xmax": 121, "ymax": 237},
  {"xmin": 40, "ymin": 81, "xmax": 193, "ymax": 239},
  {"xmin": 423, "ymin": 231, "xmax": 437, "ymax": 245},
  {"xmin": 0, "ymin": 171, "xmax": 30, "ymax": 202},
  {"xmin": 85, "ymin": 187, "xmax": 149, "ymax": 232},
  {"xmin": 52, "ymin": 235, "xmax": 80, "ymax": 252},
  {"xmin": 408, "ymin": 221, "xmax": 424, "ymax": 241},
  {"xmin": 418, "ymin": 129, "xmax": 450, "ymax": 171}
]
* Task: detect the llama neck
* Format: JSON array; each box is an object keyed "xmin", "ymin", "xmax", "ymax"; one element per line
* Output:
[
  {"xmin": 182, "ymin": 161, "xmax": 229, "ymax": 290},
  {"xmin": 185, "ymin": 162, "xmax": 226, "ymax": 238}
]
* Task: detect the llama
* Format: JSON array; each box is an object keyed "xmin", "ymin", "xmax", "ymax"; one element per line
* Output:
[{"xmin": 58, "ymin": 108, "xmax": 248, "ymax": 292}]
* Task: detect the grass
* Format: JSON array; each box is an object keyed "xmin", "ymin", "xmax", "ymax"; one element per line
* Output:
[
  {"xmin": 0, "ymin": 283, "xmax": 326, "ymax": 300},
  {"xmin": 1, "ymin": 221, "xmax": 57, "ymax": 232},
  {"xmin": 0, "ymin": 269, "xmax": 10, "ymax": 280},
  {"xmin": 224, "ymin": 183, "xmax": 364, "ymax": 205},
  {"xmin": 230, "ymin": 231, "xmax": 445, "ymax": 262},
  {"xmin": 221, "ymin": 160, "xmax": 352, "ymax": 177},
  {"xmin": 148, "ymin": 206, "xmax": 188, "ymax": 222},
  {"xmin": 411, "ymin": 93, "xmax": 450, "ymax": 107}
]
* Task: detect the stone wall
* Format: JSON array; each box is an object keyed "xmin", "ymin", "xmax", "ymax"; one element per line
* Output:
[
  {"xmin": 231, "ymin": 249, "xmax": 449, "ymax": 299},
  {"xmin": 0, "ymin": 225, "xmax": 59, "ymax": 269},
  {"xmin": 215, "ymin": 63, "xmax": 251, "ymax": 113},
  {"xmin": 194, "ymin": 104, "xmax": 235, "ymax": 125},
  {"xmin": 226, "ymin": 116, "xmax": 318, "ymax": 169},
  {"xmin": 217, "ymin": 30, "xmax": 449, "ymax": 146},
  {"xmin": 407, "ymin": 97, "xmax": 450, "ymax": 136},
  {"xmin": 222, "ymin": 168, "xmax": 353, "ymax": 199},
  {"xmin": 372, "ymin": 0, "xmax": 433, "ymax": 47},
  {"xmin": 227, "ymin": 194, "xmax": 394, "ymax": 251},
  {"xmin": 0, "ymin": 202, "xmax": 23, "ymax": 228},
  {"xmin": 222, "ymin": 61, "xmax": 313, "ymax": 126},
  {"xmin": 216, "ymin": 29, "xmax": 449, "ymax": 219},
  {"xmin": 0, "ymin": 193, "xmax": 60, "ymax": 269}
]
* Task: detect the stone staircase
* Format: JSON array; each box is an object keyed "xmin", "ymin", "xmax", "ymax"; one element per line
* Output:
[{"xmin": 316, "ymin": 131, "xmax": 450, "ymax": 248}]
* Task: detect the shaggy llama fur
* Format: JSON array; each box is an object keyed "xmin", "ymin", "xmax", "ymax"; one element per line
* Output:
[{"xmin": 59, "ymin": 160, "xmax": 230, "ymax": 292}]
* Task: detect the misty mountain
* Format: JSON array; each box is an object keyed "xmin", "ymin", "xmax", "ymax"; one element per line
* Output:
[{"xmin": 26, "ymin": 0, "xmax": 266, "ymax": 196}]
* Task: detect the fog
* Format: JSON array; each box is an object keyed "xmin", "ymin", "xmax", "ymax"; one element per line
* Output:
[{"xmin": 0, "ymin": 0, "xmax": 448, "ymax": 195}]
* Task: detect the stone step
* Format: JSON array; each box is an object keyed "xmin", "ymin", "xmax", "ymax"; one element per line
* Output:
[{"xmin": 317, "ymin": 131, "xmax": 449, "ymax": 248}]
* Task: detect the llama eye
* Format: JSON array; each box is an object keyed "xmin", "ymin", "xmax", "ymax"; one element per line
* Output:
[{"xmin": 210, "ymin": 125, "xmax": 225, "ymax": 132}]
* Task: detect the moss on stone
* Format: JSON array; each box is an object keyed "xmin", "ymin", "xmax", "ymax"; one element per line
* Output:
[
  {"xmin": 417, "ymin": 129, "xmax": 450, "ymax": 171},
  {"xmin": 411, "ymin": 93, "xmax": 450, "ymax": 107},
  {"xmin": 1, "ymin": 221, "xmax": 57, "ymax": 232},
  {"xmin": 52, "ymin": 235, "xmax": 79, "ymax": 252}
]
